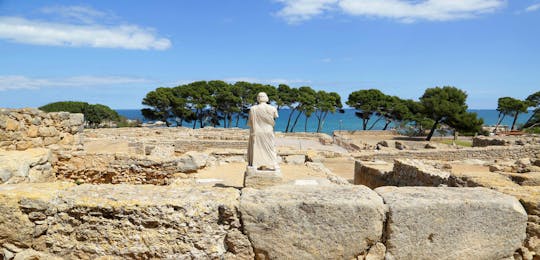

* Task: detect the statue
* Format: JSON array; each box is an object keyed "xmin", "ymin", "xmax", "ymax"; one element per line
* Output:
[{"xmin": 247, "ymin": 92, "xmax": 279, "ymax": 171}]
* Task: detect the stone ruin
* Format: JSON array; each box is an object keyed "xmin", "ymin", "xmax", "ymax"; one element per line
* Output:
[{"xmin": 0, "ymin": 109, "xmax": 539, "ymax": 259}]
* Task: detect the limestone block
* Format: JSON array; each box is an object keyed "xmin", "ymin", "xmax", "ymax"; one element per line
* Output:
[
  {"xmin": 2, "ymin": 248, "xmax": 15, "ymax": 260},
  {"xmin": 5, "ymin": 118, "xmax": 20, "ymax": 131},
  {"xmin": 243, "ymin": 167, "xmax": 283, "ymax": 189},
  {"xmin": 38, "ymin": 126, "xmax": 57, "ymax": 137},
  {"xmin": 284, "ymin": 154, "xmax": 306, "ymax": 165},
  {"xmin": 13, "ymin": 249, "xmax": 62, "ymax": 260},
  {"xmin": 58, "ymin": 133, "xmax": 74, "ymax": 145},
  {"xmin": 376, "ymin": 186, "xmax": 527, "ymax": 260},
  {"xmin": 0, "ymin": 183, "xmax": 73, "ymax": 248},
  {"xmin": 0, "ymin": 148, "xmax": 52, "ymax": 183},
  {"xmin": 15, "ymin": 141, "xmax": 32, "ymax": 151},
  {"xmin": 46, "ymin": 185, "xmax": 244, "ymax": 259},
  {"xmin": 185, "ymin": 151, "xmax": 209, "ymax": 168},
  {"xmin": 176, "ymin": 151, "xmax": 208, "ymax": 172},
  {"xmin": 1, "ymin": 183, "xmax": 248, "ymax": 259},
  {"xmin": 149, "ymin": 144, "xmax": 174, "ymax": 158},
  {"xmin": 43, "ymin": 136, "xmax": 60, "ymax": 146},
  {"xmin": 365, "ymin": 242, "xmax": 386, "ymax": 260},
  {"xmin": 26, "ymin": 125, "xmax": 38, "ymax": 138},
  {"xmin": 391, "ymin": 159, "xmax": 450, "ymax": 186},
  {"xmin": 240, "ymin": 184, "xmax": 385, "ymax": 259},
  {"xmin": 354, "ymin": 160, "xmax": 393, "ymax": 188}
]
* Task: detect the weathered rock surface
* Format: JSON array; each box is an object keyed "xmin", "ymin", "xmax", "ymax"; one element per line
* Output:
[
  {"xmin": 376, "ymin": 186, "xmax": 527, "ymax": 260},
  {"xmin": 240, "ymin": 184, "xmax": 385, "ymax": 259},
  {"xmin": 0, "ymin": 148, "xmax": 54, "ymax": 184},
  {"xmin": 0, "ymin": 183, "xmax": 252, "ymax": 259}
]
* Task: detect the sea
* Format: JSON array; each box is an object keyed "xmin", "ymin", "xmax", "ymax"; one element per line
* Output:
[{"xmin": 116, "ymin": 109, "xmax": 534, "ymax": 136}]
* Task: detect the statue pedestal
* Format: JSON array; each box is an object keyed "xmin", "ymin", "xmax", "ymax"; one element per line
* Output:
[{"xmin": 243, "ymin": 166, "xmax": 283, "ymax": 189}]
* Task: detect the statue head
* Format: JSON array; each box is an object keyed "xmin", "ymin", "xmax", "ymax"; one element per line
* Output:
[{"xmin": 257, "ymin": 92, "xmax": 269, "ymax": 103}]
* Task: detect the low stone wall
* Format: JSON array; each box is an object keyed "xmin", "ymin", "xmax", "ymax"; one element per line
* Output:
[
  {"xmin": 0, "ymin": 108, "xmax": 84, "ymax": 151},
  {"xmin": 333, "ymin": 130, "xmax": 397, "ymax": 137},
  {"xmin": 354, "ymin": 145, "xmax": 540, "ymax": 162},
  {"xmin": 0, "ymin": 183, "xmax": 527, "ymax": 259},
  {"xmin": 54, "ymin": 151, "xmax": 210, "ymax": 185},
  {"xmin": 472, "ymin": 136, "xmax": 508, "ymax": 147}
]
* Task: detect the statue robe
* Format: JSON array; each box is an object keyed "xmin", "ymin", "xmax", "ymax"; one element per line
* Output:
[{"xmin": 247, "ymin": 103, "xmax": 279, "ymax": 169}]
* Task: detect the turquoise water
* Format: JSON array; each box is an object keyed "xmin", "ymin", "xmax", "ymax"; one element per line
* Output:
[{"xmin": 116, "ymin": 109, "xmax": 534, "ymax": 135}]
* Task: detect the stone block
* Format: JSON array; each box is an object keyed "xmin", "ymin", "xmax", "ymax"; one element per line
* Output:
[
  {"xmin": 240, "ymin": 184, "xmax": 385, "ymax": 259},
  {"xmin": 38, "ymin": 126, "xmax": 58, "ymax": 137},
  {"xmin": 376, "ymin": 186, "xmax": 527, "ymax": 260},
  {"xmin": 391, "ymin": 159, "xmax": 450, "ymax": 186},
  {"xmin": 26, "ymin": 125, "xmax": 39, "ymax": 138},
  {"xmin": 354, "ymin": 160, "xmax": 393, "ymax": 188},
  {"xmin": 0, "ymin": 184, "xmax": 249, "ymax": 259},
  {"xmin": 243, "ymin": 166, "xmax": 283, "ymax": 189},
  {"xmin": 5, "ymin": 118, "xmax": 20, "ymax": 131},
  {"xmin": 0, "ymin": 148, "xmax": 52, "ymax": 183}
]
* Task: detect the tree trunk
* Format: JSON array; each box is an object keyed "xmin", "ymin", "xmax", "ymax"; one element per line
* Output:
[
  {"xmin": 290, "ymin": 111, "xmax": 303, "ymax": 132},
  {"xmin": 511, "ymin": 112, "xmax": 520, "ymax": 130},
  {"xmin": 426, "ymin": 120, "xmax": 439, "ymax": 141},
  {"xmin": 362, "ymin": 118, "xmax": 368, "ymax": 130},
  {"xmin": 235, "ymin": 112, "xmax": 240, "ymax": 127},
  {"xmin": 493, "ymin": 112, "xmax": 504, "ymax": 133},
  {"xmin": 193, "ymin": 109, "xmax": 198, "ymax": 129},
  {"xmin": 382, "ymin": 120, "xmax": 391, "ymax": 130},
  {"xmin": 368, "ymin": 116, "xmax": 384, "ymax": 130},
  {"xmin": 304, "ymin": 116, "xmax": 309, "ymax": 132},
  {"xmin": 285, "ymin": 108, "xmax": 296, "ymax": 133}
]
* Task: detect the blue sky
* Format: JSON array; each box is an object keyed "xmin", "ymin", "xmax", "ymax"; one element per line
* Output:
[{"xmin": 0, "ymin": 0, "xmax": 538, "ymax": 109}]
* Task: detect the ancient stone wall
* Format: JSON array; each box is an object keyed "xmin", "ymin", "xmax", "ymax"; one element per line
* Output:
[
  {"xmin": 472, "ymin": 136, "xmax": 508, "ymax": 147},
  {"xmin": 0, "ymin": 183, "xmax": 527, "ymax": 259},
  {"xmin": 354, "ymin": 145, "xmax": 540, "ymax": 162},
  {"xmin": 0, "ymin": 108, "xmax": 84, "ymax": 151},
  {"xmin": 54, "ymin": 151, "xmax": 210, "ymax": 185},
  {"xmin": 333, "ymin": 130, "xmax": 397, "ymax": 137}
]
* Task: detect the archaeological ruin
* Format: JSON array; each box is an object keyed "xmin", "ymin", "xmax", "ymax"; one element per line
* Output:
[{"xmin": 1, "ymin": 108, "xmax": 540, "ymax": 259}]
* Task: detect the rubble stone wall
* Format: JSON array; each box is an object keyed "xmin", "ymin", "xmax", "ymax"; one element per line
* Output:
[
  {"xmin": 0, "ymin": 108, "xmax": 84, "ymax": 151},
  {"xmin": 54, "ymin": 151, "xmax": 210, "ymax": 185},
  {"xmin": 355, "ymin": 145, "xmax": 540, "ymax": 162}
]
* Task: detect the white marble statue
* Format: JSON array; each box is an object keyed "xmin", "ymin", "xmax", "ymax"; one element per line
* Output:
[{"xmin": 247, "ymin": 92, "xmax": 279, "ymax": 170}]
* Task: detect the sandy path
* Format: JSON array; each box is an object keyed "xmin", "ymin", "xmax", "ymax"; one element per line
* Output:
[{"xmin": 195, "ymin": 162, "xmax": 326, "ymax": 188}]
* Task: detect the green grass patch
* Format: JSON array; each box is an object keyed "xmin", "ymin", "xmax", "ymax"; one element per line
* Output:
[{"xmin": 435, "ymin": 139, "xmax": 473, "ymax": 147}]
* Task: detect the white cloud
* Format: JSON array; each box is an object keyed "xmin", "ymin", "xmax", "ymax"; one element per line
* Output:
[
  {"xmin": 275, "ymin": 0, "xmax": 339, "ymax": 23},
  {"xmin": 0, "ymin": 5, "xmax": 171, "ymax": 50},
  {"xmin": 525, "ymin": 3, "xmax": 540, "ymax": 12},
  {"xmin": 276, "ymin": 0, "xmax": 506, "ymax": 23},
  {"xmin": 223, "ymin": 77, "xmax": 311, "ymax": 85},
  {"xmin": 0, "ymin": 75, "xmax": 151, "ymax": 91},
  {"xmin": 40, "ymin": 5, "xmax": 114, "ymax": 24}
]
